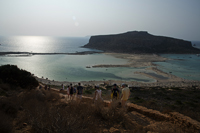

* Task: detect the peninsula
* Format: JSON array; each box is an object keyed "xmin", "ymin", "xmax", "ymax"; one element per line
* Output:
[{"xmin": 84, "ymin": 31, "xmax": 200, "ymax": 54}]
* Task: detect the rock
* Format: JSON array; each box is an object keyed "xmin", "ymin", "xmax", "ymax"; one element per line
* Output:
[
  {"xmin": 23, "ymin": 123, "xmax": 27, "ymax": 126},
  {"xmin": 109, "ymin": 127, "xmax": 120, "ymax": 133},
  {"xmin": 52, "ymin": 98, "xmax": 57, "ymax": 101},
  {"xmin": 84, "ymin": 31, "xmax": 200, "ymax": 54},
  {"xmin": 103, "ymin": 129, "xmax": 109, "ymax": 133}
]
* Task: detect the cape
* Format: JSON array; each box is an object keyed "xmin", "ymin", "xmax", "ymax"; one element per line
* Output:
[{"xmin": 83, "ymin": 31, "xmax": 200, "ymax": 54}]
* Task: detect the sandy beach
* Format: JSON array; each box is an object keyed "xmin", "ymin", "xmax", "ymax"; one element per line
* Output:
[{"xmin": 35, "ymin": 53, "xmax": 200, "ymax": 88}]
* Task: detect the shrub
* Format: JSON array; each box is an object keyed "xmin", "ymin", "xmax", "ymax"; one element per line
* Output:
[
  {"xmin": 0, "ymin": 98, "xmax": 18, "ymax": 118},
  {"xmin": 0, "ymin": 65, "xmax": 39, "ymax": 89},
  {"xmin": 15, "ymin": 89, "xmax": 135, "ymax": 132},
  {"xmin": 0, "ymin": 111, "xmax": 13, "ymax": 133}
]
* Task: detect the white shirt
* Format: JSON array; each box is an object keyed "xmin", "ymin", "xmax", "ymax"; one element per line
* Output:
[{"xmin": 95, "ymin": 89, "xmax": 102, "ymax": 100}]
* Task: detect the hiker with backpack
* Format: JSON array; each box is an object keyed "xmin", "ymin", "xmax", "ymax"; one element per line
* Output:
[{"xmin": 111, "ymin": 84, "xmax": 120, "ymax": 101}]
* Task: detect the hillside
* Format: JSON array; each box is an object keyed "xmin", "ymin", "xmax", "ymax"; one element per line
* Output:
[
  {"xmin": 83, "ymin": 31, "xmax": 200, "ymax": 54},
  {"xmin": 0, "ymin": 65, "xmax": 200, "ymax": 132}
]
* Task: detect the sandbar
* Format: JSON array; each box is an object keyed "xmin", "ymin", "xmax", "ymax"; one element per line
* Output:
[{"xmin": 35, "ymin": 53, "xmax": 200, "ymax": 88}]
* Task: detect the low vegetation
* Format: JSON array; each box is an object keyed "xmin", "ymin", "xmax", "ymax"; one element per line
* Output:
[
  {"xmin": 0, "ymin": 65, "xmax": 38, "ymax": 89},
  {"xmin": 58, "ymin": 83, "xmax": 200, "ymax": 123},
  {"xmin": 0, "ymin": 85, "xmax": 142, "ymax": 133},
  {"xmin": 128, "ymin": 86, "xmax": 200, "ymax": 122}
]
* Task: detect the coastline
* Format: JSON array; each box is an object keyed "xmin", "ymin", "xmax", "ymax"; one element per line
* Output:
[
  {"xmin": 35, "ymin": 75, "xmax": 200, "ymax": 88},
  {"xmin": 34, "ymin": 52, "xmax": 200, "ymax": 88},
  {"xmin": 1, "ymin": 51, "xmax": 199, "ymax": 87},
  {"xmin": 0, "ymin": 51, "xmax": 102, "ymax": 56}
]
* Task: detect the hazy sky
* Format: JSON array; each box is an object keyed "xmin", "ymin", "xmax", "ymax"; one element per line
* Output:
[{"xmin": 0, "ymin": 0, "xmax": 200, "ymax": 41}]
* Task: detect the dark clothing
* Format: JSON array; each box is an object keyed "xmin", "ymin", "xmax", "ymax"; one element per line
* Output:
[
  {"xmin": 70, "ymin": 87, "xmax": 74, "ymax": 95},
  {"xmin": 112, "ymin": 88, "xmax": 119, "ymax": 97},
  {"xmin": 45, "ymin": 85, "xmax": 47, "ymax": 90},
  {"xmin": 77, "ymin": 86, "xmax": 83, "ymax": 95}
]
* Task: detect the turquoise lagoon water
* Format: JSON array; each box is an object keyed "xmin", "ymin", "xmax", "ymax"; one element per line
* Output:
[
  {"xmin": 154, "ymin": 54, "xmax": 200, "ymax": 81},
  {"xmin": 0, "ymin": 54, "xmax": 154, "ymax": 82}
]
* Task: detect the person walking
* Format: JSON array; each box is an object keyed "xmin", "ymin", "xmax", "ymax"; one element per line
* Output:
[
  {"xmin": 48, "ymin": 85, "xmax": 51, "ymax": 90},
  {"xmin": 66, "ymin": 86, "xmax": 70, "ymax": 99},
  {"xmin": 121, "ymin": 83, "xmax": 130, "ymax": 108},
  {"xmin": 60, "ymin": 84, "xmax": 64, "ymax": 91},
  {"xmin": 77, "ymin": 83, "xmax": 83, "ymax": 103},
  {"xmin": 39, "ymin": 85, "xmax": 42, "ymax": 89},
  {"xmin": 111, "ymin": 84, "xmax": 120, "ymax": 101},
  {"xmin": 45, "ymin": 85, "xmax": 47, "ymax": 90},
  {"xmin": 73, "ymin": 86, "xmax": 77, "ymax": 100},
  {"xmin": 69, "ymin": 83, "xmax": 74, "ymax": 100},
  {"xmin": 94, "ymin": 85, "xmax": 103, "ymax": 103}
]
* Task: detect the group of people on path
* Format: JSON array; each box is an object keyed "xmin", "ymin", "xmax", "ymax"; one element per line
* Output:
[
  {"xmin": 93, "ymin": 83, "xmax": 130, "ymax": 108},
  {"xmin": 111, "ymin": 83, "xmax": 131, "ymax": 108},
  {"xmin": 60, "ymin": 82, "xmax": 130, "ymax": 108},
  {"xmin": 60, "ymin": 83, "xmax": 84, "ymax": 101}
]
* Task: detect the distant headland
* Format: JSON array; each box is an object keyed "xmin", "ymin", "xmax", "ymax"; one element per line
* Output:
[{"xmin": 83, "ymin": 31, "xmax": 200, "ymax": 54}]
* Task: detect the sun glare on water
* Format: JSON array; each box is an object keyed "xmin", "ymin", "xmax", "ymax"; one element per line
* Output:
[{"xmin": 14, "ymin": 36, "xmax": 53, "ymax": 53}]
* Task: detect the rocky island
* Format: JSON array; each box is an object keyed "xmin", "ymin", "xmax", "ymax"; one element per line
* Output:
[{"xmin": 84, "ymin": 31, "xmax": 200, "ymax": 54}]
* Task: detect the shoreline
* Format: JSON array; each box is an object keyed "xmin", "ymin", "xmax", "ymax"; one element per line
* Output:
[
  {"xmin": 0, "ymin": 51, "xmax": 102, "ymax": 56},
  {"xmin": 33, "ymin": 52, "xmax": 200, "ymax": 87},
  {"xmin": 35, "ymin": 75, "xmax": 200, "ymax": 88},
  {"xmin": 1, "ymin": 51, "xmax": 199, "ymax": 87}
]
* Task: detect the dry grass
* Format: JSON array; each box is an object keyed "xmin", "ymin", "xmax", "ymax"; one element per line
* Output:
[
  {"xmin": 1, "ymin": 83, "xmax": 199, "ymax": 133},
  {"xmin": 18, "ymin": 92, "xmax": 133, "ymax": 133},
  {"xmin": 0, "ymin": 111, "xmax": 13, "ymax": 133},
  {"xmin": 128, "ymin": 87, "xmax": 200, "ymax": 122}
]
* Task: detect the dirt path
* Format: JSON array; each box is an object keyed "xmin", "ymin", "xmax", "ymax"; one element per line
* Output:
[{"xmin": 46, "ymin": 85, "xmax": 200, "ymax": 133}]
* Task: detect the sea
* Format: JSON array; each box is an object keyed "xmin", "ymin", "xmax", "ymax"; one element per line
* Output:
[{"xmin": 0, "ymin": 36, "xmax": 200, "ymax": 82}]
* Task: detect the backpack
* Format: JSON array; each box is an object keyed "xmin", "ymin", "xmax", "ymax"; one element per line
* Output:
[
  {"xmin": 113, "ymin": 88, "xmax": 119, "ymax": 96},
  {"xmin": 111, "ymin": 88, "xmax": 119, "ymax": 99},
  {"xmin": 70, "ymin": 87, "xmax": 74, "ymax": 94}
]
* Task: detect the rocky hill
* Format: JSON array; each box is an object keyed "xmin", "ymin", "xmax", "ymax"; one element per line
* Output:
[{"xmin": 83, "ymin": 31, "xmax": 200, "ymax": 54}]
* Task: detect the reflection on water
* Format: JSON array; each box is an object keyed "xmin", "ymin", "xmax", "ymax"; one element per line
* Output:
[
  {"xmin": 0, "ymin": 36, "xmax": 99, "ymax": 53},
  {"xmin": 0, "ymin": 54, "xmax": 154, "ymax": 82}
]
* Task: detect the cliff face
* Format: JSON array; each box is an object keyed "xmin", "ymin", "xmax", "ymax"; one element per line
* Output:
[{"xmin": 84, "ymin": 31, "xmax": 200, "ymax": 54}]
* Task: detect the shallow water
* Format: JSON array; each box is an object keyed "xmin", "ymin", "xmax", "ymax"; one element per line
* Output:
[
  {"xmin": 0, "ymin": 54, "xmax": 155, "ymax": 82},
  {"xmin": 154, "ymin": 54, "xmax": 200, "ymax": 81},
  {"xmin": 145, "ymin": 72, "xmax": 169, "ymax": 80}
]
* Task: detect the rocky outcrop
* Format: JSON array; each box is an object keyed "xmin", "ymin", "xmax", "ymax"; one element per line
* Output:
[{"xmin": 83, "ymin": 31, "xmax": 200, "ymax": 54}]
